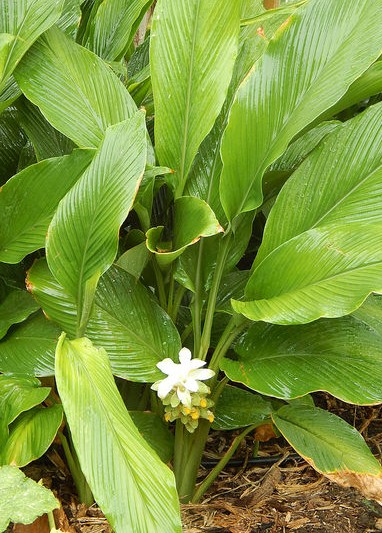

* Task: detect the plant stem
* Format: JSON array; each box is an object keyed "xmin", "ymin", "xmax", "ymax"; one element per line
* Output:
[
  {"xmin": 198, "ymin": 232, "xmax": 232, "ymax": 361},
  {"xmin": 173, "ymin": 419, "xmax": 211, "ymax": 502},
  {"xmin": 58, "ymin": 431, "xmax": 93, "ymax": 507},
  {"xmin": 47, "ymin": 511, "xmax": 56, "ymax": 531},
  {"xmin": 170, "ymin": 284, "xmax": 186, "ymax": 322},
  {"xmin": 191, "ymin": 424, "xmax": 257, "ymax": 503},
  {"xmin": 152, "ymin": 259, "xmax": 167, "ymax": 308},
  {"xmin": 209, "ymin": 314, "xmax": 249, "ymax": 376}
]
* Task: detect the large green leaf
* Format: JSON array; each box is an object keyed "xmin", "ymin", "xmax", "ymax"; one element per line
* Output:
[
  {"xmin": 0, "ymin": 107, "xmax": 26, "ymax": 184},
  {"xmin": 0, "ymin": 290, "xmax": 39, "ymax": 339},
  {"xmin": 0, "ymin": 76, "xmax": 20, "ymax": 114},
  {"xmin": 0, "ymin": 149, "xmax": 93, "ymax": 263},
  {"xmin": 27, "ymin": 260, "xmax": 181, "ymax": 381},
  {"xmin": 16, "ymin": 98, "xmax": 75, "ymax": 160},
  {"xmin": 0, "ymin": 465, "xmax": 59, "ymax": 532},
  {"xmin": 220, "ymin": 0, "xmax": 382, "ymax": 221},
  {"xmin": 82, "ymin": 0, "xmax": 152, "ymax": 61},
  {"xmin": 212, "ymin": 385, "xmax": 273, "ymax": 430},
  {"xmin": 1, "ymin": 404, "xmax": 63, "ymax": 466},
  {"xmin": 146, "ymin": 196, "xmax": 223, "ymax": 268},
  {"xmin": 57, "ymin": 0, "xmax": 82, "ymax": 37},
  {"xmin": 46, "ymin": 113, "xmax": 146, "ymax": 325},
  {"xmin": 234, "ymin": 103, "xmax": 382, "ymax": 323},
  {"xmin": 221, "ymin": 310, "xmax": 382, "ymax": 404},
  {"xmin": 129, "ymin": 411, "xmax": 174, "ymax": 463},
  {"xmin": 0, "ymin": 313, "xmax": 59, "ymax": 377},
  {"xmin": 56, "ymin": 335, "xmax": 181, "ymax": 532},
  {"xmin": 272, "ymin": 404, "xmax": 382, "ymax": 501},
  {"xmin": 0, "ymin": 0, "xmax": 63, "ymax": 91},
  {"xmin": 15, "ymin": 26, "xmax": 137, "ymax": 148},
  {"xmin": 151, "ymin": 0, "xmax": 240, "ymax": 197},
  {"xmin": 0, "ymin": 374, "xmax": 50, "ymax": 444}
]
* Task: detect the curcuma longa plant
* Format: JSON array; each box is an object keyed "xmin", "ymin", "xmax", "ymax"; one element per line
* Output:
[{"xmin": 3, "ymin": 0, "xmax": 382, "ymax": 529}]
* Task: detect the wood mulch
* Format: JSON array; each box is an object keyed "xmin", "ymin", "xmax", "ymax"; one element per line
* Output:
[{"xmin": 9, "ymin": 396, "xmax": 382, "ymax": 532}]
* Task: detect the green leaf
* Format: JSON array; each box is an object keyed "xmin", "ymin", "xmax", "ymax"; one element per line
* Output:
[
  {"xmin": 57, "ymin": 0, "xmax": 82, "ymax": 37},
  {"xmin": 212, "ymin": 385, "xmax": 273, "ymax": 430},
  {"xmin": 16, "ymin": 98, "xmax": 75, "ymax": 160},
  {"xmin": 146, "ymin": 196, "xmax": 224, "ymax": 269},
  {"xmin": 46, "ymin": 113, "xmax": 146, "ymax": 323},
  {"xmin": 0, "ymin": 465, "xmax": 59, "ymax": 532},
  {"xmin": 0, "ymin": 76, "xmax": 20, "ymax": 114},
  {"xmin": 0, "ymin": 0, "xmax": 64, "ymax": 91},
  {"xmin": 0, "ymin": 313, "xmax": 59, "ymax": 377},
  {"xmin": 0, "ymin": 107, "xmax": 26, "ymax": 185},
  {"xmin": 272, "ymin": 404, "xmax": 382, "ymax": 498},
  {"xmin": 15, "ymin": 26, "xmax": 137, "ymax": 148},
  {"xmin": 2, "ymin": 404, "xmax": 63, "ymax": 467},
  {"xmin": 220, "ymin": 0, "xmax": 382, "ymax": 221},
  {"xmin": 116, "ymin": 242, "xmax": 149, "ymax": 279},
  {"xmin": 0, "ymin": 290, "xmax": 39, "ymax": 339},
  {"xmin": 56, "ymin": 335, "xmax": 181, "ymax": 532},
  {"xmin": 151, "ymin": 0, "xmax": 240, "ymax": 197},
  {"xmin": 321, "ymin": 61, "xmax": 382, "ymax": 121},
  {"xmin": 185, "ymin": 13, "xmax": 288, "ymax": 225},
  {"xmin": 82, "ymin": 0, "xmax": 152, "ymax": 61},
  {"xmin": 0, "ymin": 374, "xmax": 50, "ymax": 444},
  {"xmin": 216, "ymin": 270, "xmax": 250, "ymax": 313},
  {"xmin": 222, "ymin": 314, "xmax": 382, "ymax": 404},
  {"xmin": 130, "ymin": 411, "xmax": 174, "ymax": 463},
  {"xmin": 234, "ymin": 103, "xmax": 382, "ymax": 324},
  {"xmin": 0, "ymin": 149, "xmax": 93, "ymax": 263},
  {"xmin": 27, "ymin": 261, "xmax": 181, "ymax": 381},
  {"xmin": 352, "ymin": 294, "xmax": 382, "ymax": 337}
]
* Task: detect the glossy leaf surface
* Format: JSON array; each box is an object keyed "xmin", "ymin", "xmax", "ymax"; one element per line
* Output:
[
  {"xmin": 0, "ymin": 0, "xmax": 63, "ymax": 91},
  {"xmin": 130, "ymin": 411, "xmax": 174, "ymax": 463},
  {"xmin": 273, "ymin": 404, "xmax": 382, "ymax": 474},
  {"xmin": 28, "ymin": 261, "xmax": 181, "ymax": 381},
  {"xmin": 151, "ymin": 0, "xmax": 240, "ymax": 196},
  {"xmin": 0, "ymin": 314, "xmax": 59, "ymax": 377},
  {"xmin": 146, "ymin": 196, "xmax": 223, "ymax": 268},
  {"xmin": 2, "ymin": 405, "xmax": 63, "ymax": 467},
  {"xmin": 56, "ymin": 335, "xmax": 181, "ymax": 532},
  {"xmin": 234, "ymin": 103, "xmax": 382, "ymax": 323},
  {"xmin": 220, "ymin": 0, "xmax": 382, "ymax": 220},
  {"xmin": 0, "ymin": 374, "xmax": 50, "ymax": 443},
  {"xmin": 221, "ymin": 311, "xmax": 382, "ymax": 404},
  {"xmin": 82, "ymin": 0, "xmax": 151, "ymax": 60},
  {"xmin": 0, "ymin": 149, "xmax": 93, "ymax": 263},
  {"xmin": 0, "ymin": 290, "xmax": 39, "ymax": 339},
  {"xmin": 15, "ymin": 26, "xmax": 137, "ymax": 148},
  {"xmin": 212, "ymin": 385, "xmax": 273, "ymax": 430},
  {"xmin": 0, "ymin": 465, "xmax": 59, "ymax": 532},
  {"xmin": 0, "ymin": 107, "xmax": 26, "ymax": 184},
  {"xmin": 46, "ymin": 113, "xmax": 146, "ymax": 314}
]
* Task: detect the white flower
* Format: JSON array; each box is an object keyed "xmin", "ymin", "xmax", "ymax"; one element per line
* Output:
[{"xmin": 151, "ymin": 347, "xmax": 215, "ymax": 408}]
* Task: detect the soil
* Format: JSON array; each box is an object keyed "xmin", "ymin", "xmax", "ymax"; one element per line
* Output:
[{"xmin": 10, "ymin": 396, "xmax": 382, "ymax": 533}]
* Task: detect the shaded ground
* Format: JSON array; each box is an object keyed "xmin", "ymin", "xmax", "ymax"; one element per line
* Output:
[{"xmin": 11, "ymin": 397, "xmax": 382, "ymax": 532}]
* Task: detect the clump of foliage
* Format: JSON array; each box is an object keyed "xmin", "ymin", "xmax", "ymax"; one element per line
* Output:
[{"xmin": 2, "ymin": 0, "xmax": 382, "ymax": 530}]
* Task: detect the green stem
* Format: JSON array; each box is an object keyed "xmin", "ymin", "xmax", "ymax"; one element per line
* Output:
[
  {"xmin": 198, "ymin": 232, "xmax": 232, "ymax": 361},
  {"xmin": 152, "ymin": 259, "xmax": 167, "ymax": 309},
  {"xmin": 209, "ymin": 314, "xmax": 248, "ymax": 376},
  {"xmin": 47, "ymin": 511, "xmax": 56, "ymax": 531},
  {"xmin": 58, "ymin": 431, "xmax": 93, "ymax": 506},
  {"xmin": 167, "ymin": 273, "xmax": 175, "ymax": 315},
  {"xmin": 170, "ymin": 285, "xmax": 186, "ymax": 322},
  {"xmin": 181, "ymin": 321, "xmax": 193, "ymax": 343},
  {"xmin": 173, "ymin": 419, "xmax": 211, "ymax": 502},
  {"xmin": 191, "ymin": 423, "xmax": 257, "ymax": 503}
]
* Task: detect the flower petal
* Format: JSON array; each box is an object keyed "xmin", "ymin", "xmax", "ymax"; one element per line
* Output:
[
  {"xmin": 177, "ymin": 387, "xmax": 192, "ymax": 408},
  {"xmin": 184, "ymin": 378, "xmax": 199, "ymax": 392},
  {"xmin": 157, "ymin": 358, "xmax": 178, "ymax": 375},
  {"xmin": 188, "ymin": 358, "xmax": 207, "ymax": 370},
  {"xmin": 157, "ymin": 377, "xmax": 175, "ymax": 398},
  {"xmin": 189, "ymin": 368, "xmax": 215, "ymax": 381},
  {"xmin": 178, "ymin": 347, "xmax": 192, "ymax": 365}
]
